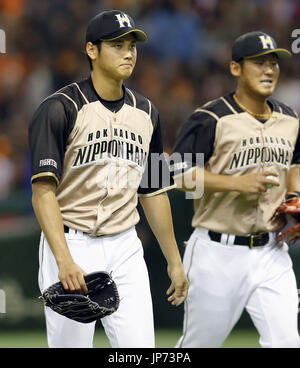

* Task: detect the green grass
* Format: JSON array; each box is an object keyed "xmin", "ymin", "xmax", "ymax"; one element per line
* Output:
[
  {"xmin": 222, "ymin": 329, "xmax": 260, "ymax": 348},
  {"xmin": 0, "ymin": 328, "xmax": 260, "ymax": 348}
]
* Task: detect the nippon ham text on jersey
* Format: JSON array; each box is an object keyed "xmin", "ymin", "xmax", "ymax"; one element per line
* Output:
[
  {"xmin": 227, "ymin": 135, "xmax": 293, "ymax": 173},
  {"xmin": 72, "ymin": 127, "xmax": 147, "ymax": 169}
]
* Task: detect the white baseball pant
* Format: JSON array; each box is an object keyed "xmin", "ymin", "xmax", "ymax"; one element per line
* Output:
[
  {"xmin": 38, "ymin": 226, "xmax": 155, "ymax": 348},
  {"xmin": 176, "ymin": 227, "xmax": 300, "ymax": 348}
]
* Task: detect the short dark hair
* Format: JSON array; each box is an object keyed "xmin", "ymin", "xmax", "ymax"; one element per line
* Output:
[{"xmin": 87, "ymin": 41, "xmax": 102, "ymax": 70}]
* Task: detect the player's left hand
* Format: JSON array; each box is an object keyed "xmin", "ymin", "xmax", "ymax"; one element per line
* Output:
[{"xmin": 166, "ymin": 264, "xmax": 189, "ymax": 306}]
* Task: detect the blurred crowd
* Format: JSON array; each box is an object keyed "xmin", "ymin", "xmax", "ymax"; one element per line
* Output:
[{"xmin": 0, "ymin": 0, "xmax": 300, "ymax": 212}]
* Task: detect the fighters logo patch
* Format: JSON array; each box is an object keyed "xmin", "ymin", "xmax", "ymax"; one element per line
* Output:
[{"xmin": 39, "ymin": 159, "xmax": 58, "ymax": 169}]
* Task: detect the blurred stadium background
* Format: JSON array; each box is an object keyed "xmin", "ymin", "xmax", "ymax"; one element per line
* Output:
[{"xmin": 0, "ymin": 0, "xmax": 300, "ymax": 348}]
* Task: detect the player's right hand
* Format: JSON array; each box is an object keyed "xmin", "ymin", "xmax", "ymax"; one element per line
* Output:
[
  {"xmin": 166, "ymin": 263, "xmax": 189, "ymax": 306},
  {"xmin": 237, "ymin": 170, "xmax": 279, "ymax": 193},
  {"xmin": 58, "ymin": 260, "xmax": 88, "ymax": 294}
]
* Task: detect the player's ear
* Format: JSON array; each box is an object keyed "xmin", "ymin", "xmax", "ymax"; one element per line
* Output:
[
  {"xmin": 86, "ymin": 42, "xmax": 99, "ymax": 62},
  {"xmin": 230, "ymin": 60, "xmax": 242, "ymax": 77}
]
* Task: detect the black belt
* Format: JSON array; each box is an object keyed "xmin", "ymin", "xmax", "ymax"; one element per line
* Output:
[
  {"xmin": 64, "ymin": 225, "xmax": 88, "ymax": 235},
  {"xmin": 208, "ymin": 230, "xmax": 269, "ymax": 248}
]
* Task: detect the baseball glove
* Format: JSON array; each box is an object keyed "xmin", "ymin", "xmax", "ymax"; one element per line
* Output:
[
  {"xmin": 276, "ymin": 193, "xmax": 300, "ymax": 242},
  {"xmin": 41, "ymin": 271, "xmax": 120, "ymax": 323}
]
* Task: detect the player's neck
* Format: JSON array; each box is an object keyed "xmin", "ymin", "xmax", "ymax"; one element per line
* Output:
[
  {"xmin": 91, "ymin": 70, "xmax": 123, "ymax": 101},
  {"xmin": 234, "ymin": 91, "xmax": 271, "ymax": 117}
]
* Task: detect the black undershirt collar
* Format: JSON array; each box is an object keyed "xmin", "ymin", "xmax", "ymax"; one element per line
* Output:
[
  {"xmin": 97, "ymin": 88, "xmax": 125, "ymax": 113},
  {"xmin": 89, "ymin": 76, "xmax": 125, "ymax": 113}
]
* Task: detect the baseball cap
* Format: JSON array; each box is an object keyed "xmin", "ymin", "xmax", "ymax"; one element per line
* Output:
[
  {"xmin": 232, "ymin": 31, "xmax": 291, "ymax": 62},
  {"xmin": 86, "ymin": 10, "xmax": 148, "ymax": 43}
]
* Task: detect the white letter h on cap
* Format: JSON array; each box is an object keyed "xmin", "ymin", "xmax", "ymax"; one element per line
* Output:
[
  {"xmin": 259, "ymin": 35, "xmax": 274, "ymax": 49},
  {"xmin": 115, "ymin": 13, "xmax": 132, "ymax": 28}
]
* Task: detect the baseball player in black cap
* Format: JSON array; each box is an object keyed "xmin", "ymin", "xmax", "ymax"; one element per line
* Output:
[
  {"xmin": 29, "ymin": 10, "xmax": 188, "ymax": 348},
  {"xmin": 171, "ymin": 31, "xmax": 300, "ymax": 348}
]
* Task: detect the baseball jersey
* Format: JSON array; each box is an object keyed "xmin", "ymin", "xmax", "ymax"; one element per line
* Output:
[
  {"xmin": 171, "ymin": 93, "xmax": 300, "ymax": 235},
  {"xmin": 29, "ymin": 77, "xmax": 175, "ymax": 236}
]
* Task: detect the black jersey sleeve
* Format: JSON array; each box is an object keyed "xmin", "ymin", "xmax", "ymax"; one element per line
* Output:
[
  {"xmin": 138, "ymin": 110, "xmax": 175, "ymax": 196},
  {"xmin": 291, "ymin": 120, "xmax": 300, "ymax": 165},
  {"xmin": 169, "ymin": 111, "xmax": 217, "ymax": 176},
  {"xmin": 29, "ymin": 95, "xmax": 77, "ymax": 184}
]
